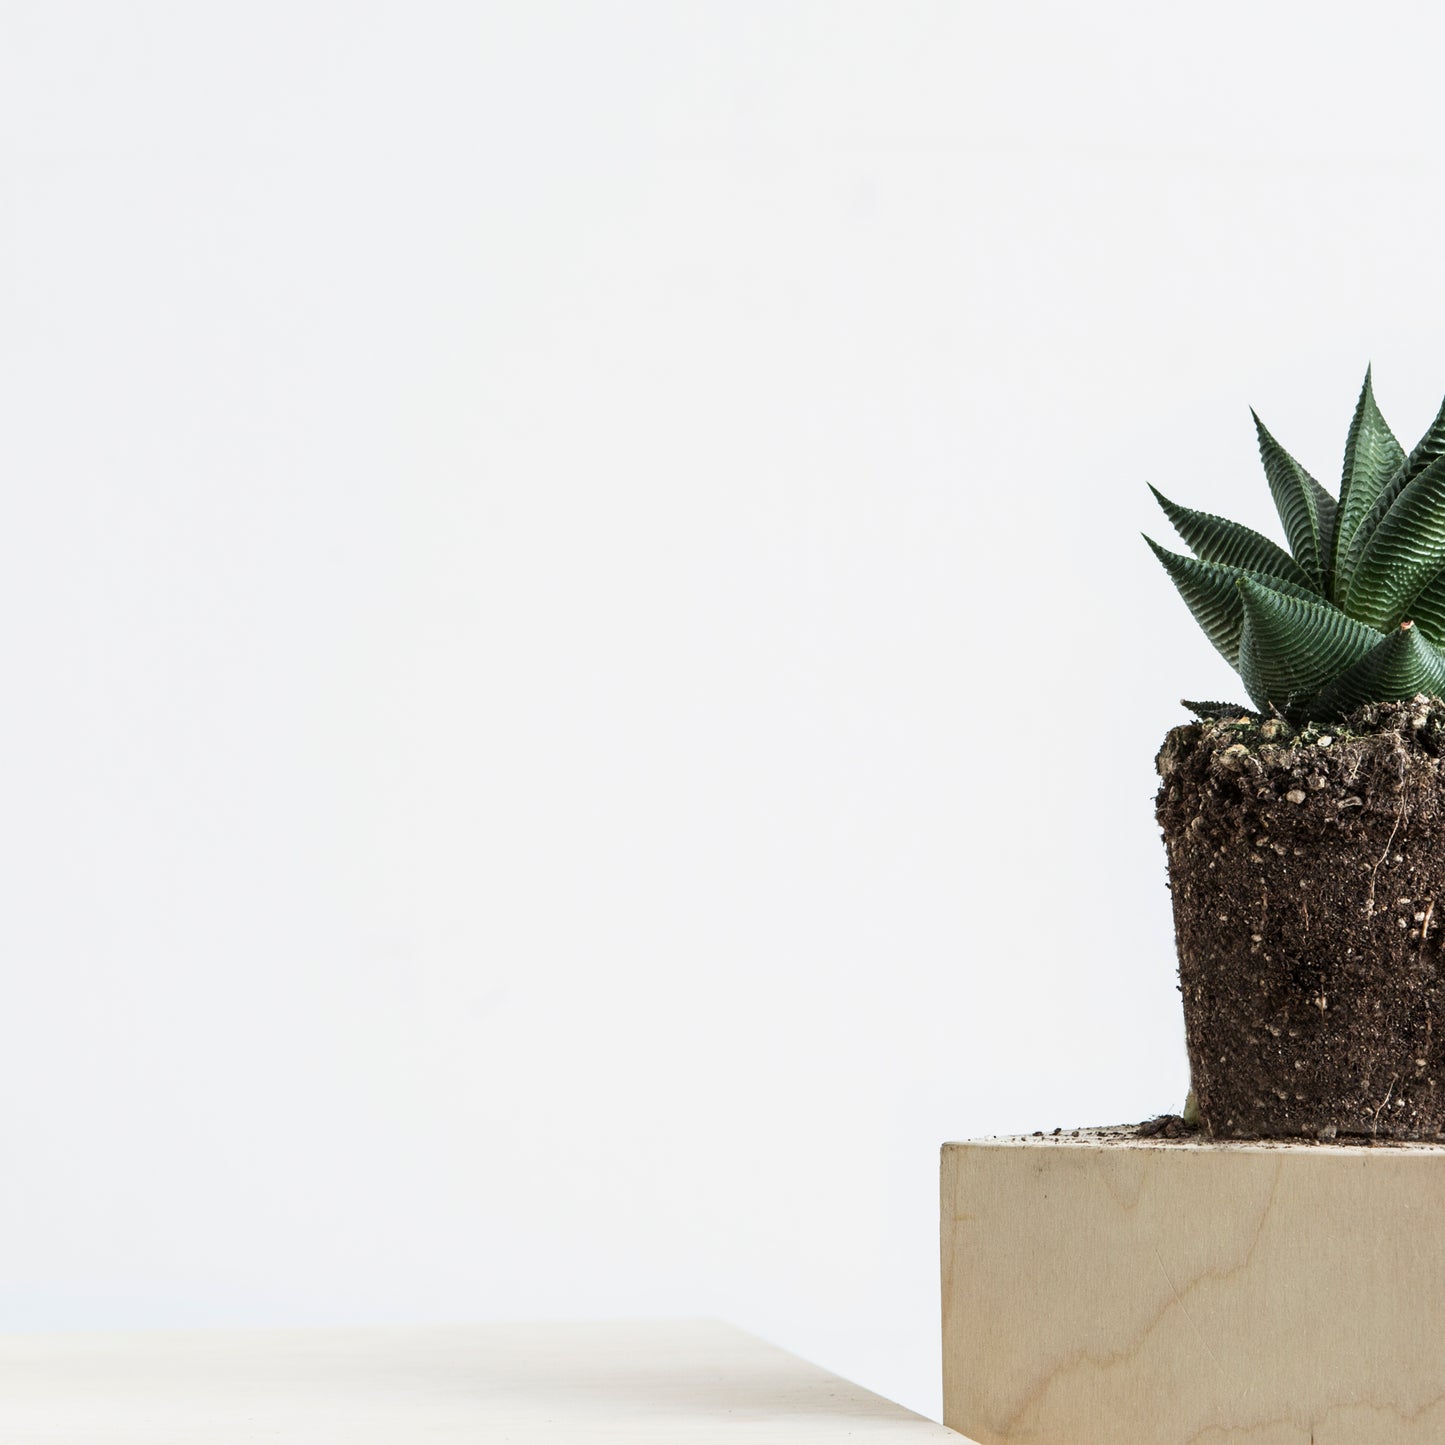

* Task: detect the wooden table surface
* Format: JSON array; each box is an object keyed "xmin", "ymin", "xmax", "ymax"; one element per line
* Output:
[{"xmin": 1, "ymin": 1318, "xmax": 969, "ymax": 1442}]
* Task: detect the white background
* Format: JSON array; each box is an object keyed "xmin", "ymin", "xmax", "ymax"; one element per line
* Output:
[{"xmin": 3, "ymin": 1, "xmax": 1443, "ymax": 1421}]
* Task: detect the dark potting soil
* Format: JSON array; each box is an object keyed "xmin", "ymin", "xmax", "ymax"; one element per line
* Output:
[{"xmin": 1156, "ymin": 696, "xmax": 1445, "ymax": 1140}]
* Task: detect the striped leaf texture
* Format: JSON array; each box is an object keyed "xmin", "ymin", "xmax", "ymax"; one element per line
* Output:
[
  {"xmin": 1344, "ymin": 453, "xmax": 1445, "ymax": 628},
  {"xmin": 1145, "ymin": 539, "xmax": 1321, "ymax": 666},
  {"xmin": 1148, "ymin": 486, "xmax": 1315, "ymax": 589},
  {"xmin": 1339, "ymin": 390, "xmax": 1445, "ymax": 588},
  {"xmin": 1149, "ymin": 372, "xmax": 1445, "ymax": 720},
  {"xmin": 1404, "ymin": 392, "xmax": 1445, "ymax": 483},
  {"xmin": 1182, "ymin": 699, "xmax": 1257, "ymax": 720},
  {"xmin": 1253, "ymin": 412, "xmax": 1338, "ymax": 594},
  {"xmin": 1400, "ymin": 566, "xmax": 1445, "ymax": 646},
  {"xmin": 1307, "ymin": 622, "xmax": 1445, "ymax": 721},
  {"xmin": 1332, "ymin": 367, "xmax": 1405, "ymax": 597},
  {"xmin": 1235, "ymin": 578, "xmax": 1381, "ymax": 715}
]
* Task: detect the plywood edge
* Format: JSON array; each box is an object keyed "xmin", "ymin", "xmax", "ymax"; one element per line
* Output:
[
  {"xmin": 942, "ymin": 1128, "xmax": 1445, "ymax": 1442},
  {"xmin": 943, "ymin": 1127, "xmax": 1445, "ymax": 1157}
]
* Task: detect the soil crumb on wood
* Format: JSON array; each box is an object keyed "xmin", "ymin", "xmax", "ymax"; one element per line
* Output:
[
  {"xmin": 1013, "ymin": 1122, "xmax": 1440, "ymax": 1149},
  {"xmin": 1135, "ymin": 1113, "xmax": 1200, "ymax": 1138},
  {"xmin": 1030, "ymin": 1117, "xmax": 1201, "ymax": 1139}
]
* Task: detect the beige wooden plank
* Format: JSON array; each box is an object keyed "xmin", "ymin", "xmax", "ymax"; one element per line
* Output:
[
  {"xmin": 1, "ymin": 1318, "xmax": 968, "ymax": 1443},
  {"xmin": 942, "ymin": 1131, "xmax": 1445, "ymax": 1444}
]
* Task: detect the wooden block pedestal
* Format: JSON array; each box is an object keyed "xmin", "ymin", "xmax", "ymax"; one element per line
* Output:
[{"xmin": 942, "ymin": 1130, "xmax": 1445, "ymax": 1444}]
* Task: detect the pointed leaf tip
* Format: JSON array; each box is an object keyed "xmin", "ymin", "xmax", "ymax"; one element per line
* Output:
[
  {"xmin": 1148, "ymin": 545, "xmax": 1319, "ymax": 669},
  {"xmin": 1332, "ymin": 367, "xmax": 1405, "ymax": 598},
  {"xmin": 1147, "ymin": 486, "xmax": 1314, "ymax": 589},
  {"xmin": 1307, "ymin": 618, "xmax": 1445, "ymax": 720},
  {"xmin": 1343, "ymin": 387, "xmax": 1445, "ymax": 589},
  {"xmin": 1253, "ymin": 414, "xmax": 1337, "ymax": 593}
]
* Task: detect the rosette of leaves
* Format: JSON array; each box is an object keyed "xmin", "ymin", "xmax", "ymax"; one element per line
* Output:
[{"xmin": 1146, "ymin": 368, "xmax": 1445, "ymax": 723}]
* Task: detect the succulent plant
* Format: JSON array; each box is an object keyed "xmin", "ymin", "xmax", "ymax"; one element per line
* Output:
[{"xmin": 1146, "ymin": 368, "xmax": 1445, "ymax": 723}]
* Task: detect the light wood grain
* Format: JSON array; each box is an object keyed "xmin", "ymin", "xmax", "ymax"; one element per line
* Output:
[
  {"xmin": 942, "ymin": 1132, "xmax": 1445, "ymax": 1444},
  {"xmin": 0, "ymin": 1318, "xmax": 968, "ymax": 1443}
]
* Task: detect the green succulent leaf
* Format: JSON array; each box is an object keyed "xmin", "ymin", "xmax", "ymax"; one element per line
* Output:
[
  {"xmin": 1253, "ymin": 412, "xmax": 1338, "ymax": 594},
  {"xmin": 1148, "ymin": 486, "xmax": 1315, "ymax": 591},
  {"xmin": 1306, "ymin": 622, "xmax": 1445, "ymax": 721},
  {"xmin": 1150, "ymin": 373, "xmax": 1445, "ymax": 720},
  {"xmin": 1181, "ymin": 699, "xmax": 1258, "ymax": 721},
  {"xmin": 1332, "ymin": 367, "xmax": 1405, "ymax": 597},
  {"xmin": 1145, "ymin": 539, "xmax": 1322, "ymax": 667},
  {"xmin": 1343, "ymin": 452, "xmax": 1445, "ymax": 629},
  {"xmin": 1235, "ymin": 577, "xmax": 1381, "ymax": 714},
  {"xmin": 1340, "ymin": 389, "xmax": 1445, "ymax": 583},
  {"xmin": 1405, "ymin": 391, "xmax": 1445, "ymax": 482},
  {"xmin": 1398, "ymin": 567, "xmax": 1445, "ymax": 646}
]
